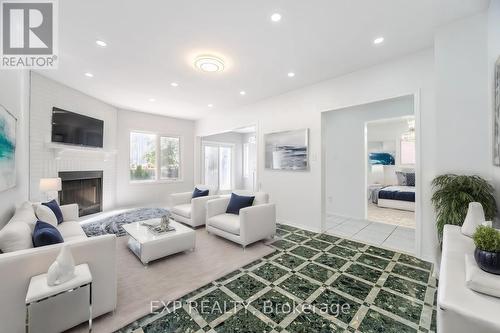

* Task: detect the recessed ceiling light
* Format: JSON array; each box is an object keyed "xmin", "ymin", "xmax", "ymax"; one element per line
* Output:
[
  {"xmin": 240, "ymin": 91, "xmax": 246, "ymax": 96},
  {"xmin": 95, "ymin": 40, "xmax": 107, "ymax": 47},
  {"xmin": 170, "ymin": 82, "xmax": 179, "ymax": 87},
  {"xmin": 287, "ymin": 72, "xmax": 295, "ymax": 78},
  {"xmin": 149, "ymin": 98, "xmax": 156, "ymax": 102},
  {"xmin": 194, "ymin": 55, "xmax": 225, "ymax": 72},
  {"xmin": 373, "ymin": 37, "xmax": 385, "ymax": 45},
  {"xmin": 84, "ymin": 72, "xmax": 94, "ymax": 78},
  {"xmin": 207, "ymin": 104, "xmax": 214, "ymax": 108},
  {"xmin": 271, "ymin": 13, "xmax": 282, "ymax": 22}
]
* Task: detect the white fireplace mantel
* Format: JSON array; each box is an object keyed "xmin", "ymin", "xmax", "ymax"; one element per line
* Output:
[{"xmin": 45, "ymin": 142, "xmax": 118, "ymax": 157}]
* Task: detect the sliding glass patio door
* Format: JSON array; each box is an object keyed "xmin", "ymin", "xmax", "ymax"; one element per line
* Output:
[{"xmin": 203, "ymin": 143, "xmax": 233, "ymax": 192}]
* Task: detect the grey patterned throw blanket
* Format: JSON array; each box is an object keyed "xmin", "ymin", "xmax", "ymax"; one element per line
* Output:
[{"xmin": 81, "ymin": 208, "xmax": 169, "ymax": 237}]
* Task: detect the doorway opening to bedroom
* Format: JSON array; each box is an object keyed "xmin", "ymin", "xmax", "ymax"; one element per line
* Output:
[
  {"xmin": 366, "ymin": 116, "xmax": 416, "ymax": 228},
  {"xmin": 322, "ymin": 94, "xmax": 417, "ymax": 254}
]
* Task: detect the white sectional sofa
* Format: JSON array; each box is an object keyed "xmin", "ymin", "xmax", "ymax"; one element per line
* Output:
[
  {"xmin": 438, "ymin": 225, "xmax": 500, "ymax": 333},
  {"xmin": 0, "ymin": 202, "xmax": 117, "ymax": 333}
]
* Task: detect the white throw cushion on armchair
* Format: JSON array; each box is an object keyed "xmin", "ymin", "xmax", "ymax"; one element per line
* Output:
[
  {"xmin": 206, "ymin": 192, "xmax": 276, "ymax": 248},
  {"xmin": 170, "ymin": 185, "xmax": 219, "ymax": 227}
]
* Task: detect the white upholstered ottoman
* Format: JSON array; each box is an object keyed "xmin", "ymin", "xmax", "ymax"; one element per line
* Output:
[{"xmin": 122, "ymin": 219, "xmax": 195, "ymax": 265}]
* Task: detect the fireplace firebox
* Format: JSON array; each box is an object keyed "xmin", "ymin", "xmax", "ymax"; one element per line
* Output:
[{"xmin": 58, "ymin": 171, "xmax": 103, "ymax": 217}]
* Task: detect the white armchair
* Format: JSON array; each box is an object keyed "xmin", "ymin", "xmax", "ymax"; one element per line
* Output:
[
  {"xmin": 206, "ymin": 191, "xmax": 276, "ymax": 248},
  {"xmin": 170, "ymin": 186, "xmax": 219, "ymax": 227}
]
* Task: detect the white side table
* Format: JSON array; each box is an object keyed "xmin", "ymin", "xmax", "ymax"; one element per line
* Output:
[{"xmin": 25, "ymin": 263, "xmax": 93, "ymax": 333}]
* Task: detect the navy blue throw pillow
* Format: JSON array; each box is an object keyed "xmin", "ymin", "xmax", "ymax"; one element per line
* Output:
[
  {"xmin": 42, "ymin": 199, "xmax": 64, "ymax": 224},
  {"xmin": 32, "ymin": 221, "xmax": 64, "ymax": 247},
  {"xmin": 192, "ymin": 187, "xmax": 209, "ymax": 198},
  {"xmin": 226, "ymin": 193, "xmax": 255, "ymax": 215},
  {"xmin": 405, "ymin": 173, "xmax": 416, "ymax": 186}
]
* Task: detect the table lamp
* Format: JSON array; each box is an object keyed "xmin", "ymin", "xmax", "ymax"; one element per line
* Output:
[{"xmin": 39, "ymin": 178, "xmax": 62, "ymax": 202}]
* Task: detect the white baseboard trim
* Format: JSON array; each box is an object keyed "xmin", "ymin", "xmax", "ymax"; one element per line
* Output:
[
  {"xmin": 326, "ymin": 212, "xmax": 358, "ymax": 220},
  {"xmin": 276, "ymin": 219, "xmax": 322, "ymax": 233}
]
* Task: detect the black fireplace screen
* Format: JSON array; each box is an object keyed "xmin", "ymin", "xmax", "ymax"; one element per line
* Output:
[{"xmin": 58, "ymin": 171, "xmax": 103, "ymax": 217}]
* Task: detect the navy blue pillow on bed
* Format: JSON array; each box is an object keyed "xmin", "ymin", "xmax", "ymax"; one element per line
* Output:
[
  {"xmin": 405, "ymin": 173, "xmax": 416, "ymax": 186},
  {"xmin": 32, "ymin": 221, "xmax": 64, "ymax": 247},
  {"xmin": 226, "ymin": 193, "xmax": 255, "ymax": 215},
  {"xmin": 42, "ymin": 199, "xmax": 64, "ymax": 224},
  {"xmin": 192, "ymin": 187, "xmax": 209, "ymax": 198}
]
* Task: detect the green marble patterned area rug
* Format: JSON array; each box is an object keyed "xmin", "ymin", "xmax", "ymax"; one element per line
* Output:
[{"xmin": 117, "ymin": 224, "xmax": 437, "ymax": 333}]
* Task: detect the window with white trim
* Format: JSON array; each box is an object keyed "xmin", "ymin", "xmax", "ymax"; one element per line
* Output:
[
  {"xmin": 130, "ymin": 132, "xmax": 181, "ymax": 182},
  {"xmin": 400, "ymin": 140, "xmax": 416, "ymax": 165}
]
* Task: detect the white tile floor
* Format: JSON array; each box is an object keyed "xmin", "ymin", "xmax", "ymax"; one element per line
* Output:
[{"xmin": 325, "ymin": 215, "xmax": 415, "ymax": 254}]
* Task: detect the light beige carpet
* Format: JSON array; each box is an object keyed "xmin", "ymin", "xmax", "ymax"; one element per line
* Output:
[{"xmin": 67, "ymin": 228, "xmax": 274, "ymax": 333}]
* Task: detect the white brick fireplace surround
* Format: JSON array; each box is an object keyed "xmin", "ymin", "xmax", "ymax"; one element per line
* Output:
[{"xmin": 29, "ymin": 72, "xmax": 118, "ymax": 210}]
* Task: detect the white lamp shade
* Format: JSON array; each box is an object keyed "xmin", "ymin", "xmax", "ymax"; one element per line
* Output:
[
  {"xmin": 39, "ymin": 178, "xmax": 62, "ymax": 192},
  {"xmin": 371, "ymin": 165, "xmax": 385, "ymax": 184}
]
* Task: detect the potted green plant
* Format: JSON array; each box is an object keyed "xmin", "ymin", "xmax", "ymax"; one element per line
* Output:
[
  {"xmin": 473, "ymin": 225, "xmax": 500, "ymax": 275},
  {"xmin": 431, "ymin": 174, "xmax": 497, "ymax": 242}
]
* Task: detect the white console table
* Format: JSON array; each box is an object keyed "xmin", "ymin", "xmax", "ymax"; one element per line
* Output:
[{"xmin": 438, "ymin": 225, "xmax": 500, "ymax": 333}]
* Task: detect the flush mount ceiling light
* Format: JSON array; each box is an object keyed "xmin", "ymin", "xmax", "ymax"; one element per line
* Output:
[
  {"xmin": 240, "ymin": 91, "xmax": 246, "ymax": 96},
  {"xmin": 287, "ymin": 72, "xmax": 295, "ymax": 78},
  {"xmin": 148, "ymin": 98, "xmax": 156, "ymax": 102},
  {"xmin": 170, "ymin": 82, "xmax": 179, "ymax": 87},
  {"xmin": 207, "ymin": 104, "xmax": 214, "ymax": 108},
  {"xmin": 194, "ymin": 55, "xmax": 225, "ymax": 73},
  {"xmin": 271, "ymin": 13, "xmax": 282, "ymax": 22},
  {"xmin": 84, "ymin": 72, "xmax": 94, "ymax": 78},
  {"xmin": 95, "ymin": 40, "xmax": 107, "ymax": 47},
  {"xmin": 373, "ymin": 37, "xmax": 385, "ymax": 45}
]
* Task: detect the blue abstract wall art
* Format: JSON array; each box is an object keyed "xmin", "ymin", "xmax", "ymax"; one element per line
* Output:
[
  {"xmin": 369, "ymin": 152, "xmax": 395, "ymax": 165},
  {"xmin": 0, "ymin": 105, "xmax": 16, "ymax": 192}
]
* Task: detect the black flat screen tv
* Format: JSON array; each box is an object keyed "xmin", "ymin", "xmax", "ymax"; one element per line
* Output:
[{"xmin": 51, "ymin": 107, "xmax": 104, "ymax": 148}]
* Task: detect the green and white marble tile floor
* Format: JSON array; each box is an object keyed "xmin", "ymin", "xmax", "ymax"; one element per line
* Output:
[{"xmin": 116, "ymin": 224, "xmax": 437, "ymax": 333}]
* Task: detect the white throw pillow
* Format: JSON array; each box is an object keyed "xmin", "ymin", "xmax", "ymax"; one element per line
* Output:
[
  {"xmin": 462, "ymin": 202, "xmax": 486, "ymax": 237},
  {"xmin": 10, "ymin": 201, "xmax": 38, "ymax": 231},
  {"xmin": 35, "ymin": 204, "xmax": 58, "ymax": 227},
  {"xmin": 0, "ymin": 221, "xmax": 33, "ymax": 253}
]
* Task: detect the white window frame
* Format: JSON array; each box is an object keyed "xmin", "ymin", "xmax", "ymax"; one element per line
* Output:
[
  {"xmin": 129, "ymin": 130, "xmax": 183, "ymax": 184},
  {"xmin": 201, "ymin": 141, "xmax": 235, "ymax": 193},
  {"xmin": 400, "ymin": 139, "xmax": 416, "ymax": 165},
  {"xmin": 243, "ymin": 142, "xmax": 250, "ymax": 178}
]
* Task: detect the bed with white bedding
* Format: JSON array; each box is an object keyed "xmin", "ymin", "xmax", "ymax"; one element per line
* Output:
[{"xmin": 374, "ymin": 185, "xmax": 415, "ymax": 212}]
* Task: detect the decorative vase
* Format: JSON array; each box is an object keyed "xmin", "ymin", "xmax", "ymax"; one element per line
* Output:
[
  {"xmin": 474, "ymin": 248, "xmax": 500, "ymax": 275},
  {"xmin": 462, "ymin": 202, "xmax": 486, "ymax": 237},
  {"xmin": 47, "ymin": 245, "xmax": 76, "ymax": 286},
  {"xmin": 160, "ymin": 214, "xmax": 170, "ymax": 231}
]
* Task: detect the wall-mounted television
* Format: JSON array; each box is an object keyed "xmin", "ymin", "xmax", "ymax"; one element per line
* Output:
[{"xmin": 51, "ymin": 107, "xmax": 104, "ymax": 148}]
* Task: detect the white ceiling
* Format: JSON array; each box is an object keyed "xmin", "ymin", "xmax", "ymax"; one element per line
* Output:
[{"xmin": 37, "ymin": 0, "xmax": 490, "ymax": 120}]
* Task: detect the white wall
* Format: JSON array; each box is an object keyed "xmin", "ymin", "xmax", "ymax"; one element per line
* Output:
[
  {"xmin": 196, "ymin": 50, "xmax": 437, "ymax": 261},
  {"xmin": 0, "ymin": 71, "xmax": 30, "ymax": 227},
  {"xmin": 115, "ymin": 109, "xmax": 195, "ymax": 207},
  {"xmin": 325, "ymin": 96, "xmax": 414, "ymax": 218},
  {"xmin": 489, "ymin": 0, "xmax": 500, "ymax": 223},
  {"xmin": 434, "ymin": 12, "xmax": 490, "ymax": 177},
  {"xmin": 29, "ymin": 73, "xmax": 119, "ymax": 211}
]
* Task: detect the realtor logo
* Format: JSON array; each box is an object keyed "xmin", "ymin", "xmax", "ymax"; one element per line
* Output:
[{"xmin": 1, "ymin": 0, "xmax": 58, "ymax": 68}]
